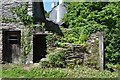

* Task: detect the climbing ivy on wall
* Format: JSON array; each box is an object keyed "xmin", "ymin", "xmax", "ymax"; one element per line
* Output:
[
  {"xmin": 11, "ymin": 2, "xmax": 33, "ymax": 25},
  {"xmin": 21, "ymin": 24, "xmax": 33, "ymax": 63},
  {"xmin": 13, "ymin": 3, "xmax": 34, "ymax": 62}
]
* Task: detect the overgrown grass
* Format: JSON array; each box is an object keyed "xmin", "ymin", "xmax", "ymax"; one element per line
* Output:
[{"xmin": 1, "ymin": 64, "xmax": 119, "ymax": 78}]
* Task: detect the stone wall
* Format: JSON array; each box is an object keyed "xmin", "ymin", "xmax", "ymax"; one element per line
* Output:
[
  {"xmin": 2, "ymin": 0, "xmax": 32, "ymax": 20},
  {"xmin": 63, "ymin": 38, "xmax": 99, "ymax": 69},
  {"xmin": 64, "ymin": 43, "xmax": 86, "ymax": 66},
  {"xmin": 86, "ymin": 31, "xmax": 100, "ymax": 69},
  {"xmin": 0, "ymin": 23, "xmax": 33, "ymax": 64},
  {"xmin": 0, "ymin": 22, "xmax": 25, "ymax": 63},
  {"xmin": 47, "ymin": 31, "xmax": 101, "ymax": 69},
  {"xmin": 0, "ymin": 1, "xmax": 33, "ymax": 64}
]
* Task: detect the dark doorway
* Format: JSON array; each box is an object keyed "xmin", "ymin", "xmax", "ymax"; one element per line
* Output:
[
  {"xmin": 33, "ymin": 34, "xmax": 47, "ymax": 63},
  {"xmin": 2, "ymin": 29, "xmax": 21, "ymax": 63}
]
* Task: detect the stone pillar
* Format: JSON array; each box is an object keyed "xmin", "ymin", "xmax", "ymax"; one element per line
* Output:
[{"xmin": 99, "ymin": 32, "xmax": 105, "ymax": 71}]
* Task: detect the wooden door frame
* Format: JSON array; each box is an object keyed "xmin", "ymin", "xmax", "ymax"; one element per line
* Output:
[{"xmin": 2, "ymin": 29, "xmax": 21, "ymax": 63}]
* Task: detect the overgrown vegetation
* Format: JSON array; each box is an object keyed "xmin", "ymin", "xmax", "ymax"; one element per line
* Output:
[
  {"xmin": 2, "ymin": 64, "xmax": 119, "ymax": 78},
  {"xmin": 1, "ymin": 1, "xmax": 120, "ymax": 77},
  {"xmin": 41, "ymin": 2, "xmax": 120, "ymax": 71},
  {"xmin": 58, "ymin": 2, "xmax": 120, "ymax": 65},
  {"xmin": 11, "ymin": 2, "xmax": 33, "ymax": 25},
  {"xmin": 40, "ymin": 51, "xmax": 65, "ymax": 68},
  {"xmin": 13, "ymin": 3, "xmax": 34, "ymax": 62},
  {"xmin": 21, "ymin": 24, "xmax": 33, "ymax": 63}
]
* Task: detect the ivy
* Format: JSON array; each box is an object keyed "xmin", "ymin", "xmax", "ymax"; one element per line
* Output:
[
  {"xmin": 13, "ymin": 3, "xmax": 34, "ymax": 62},
  {"xmin": 11, "ymin": 2, "xmax": 33, "ymax": 25},
  {"xmin": 21, "ymin": 24, "xmax": 33, "ymax": 63},
  {"xmin": 62, "ymin": 2, "xmax": 120, "ymax": 64}
]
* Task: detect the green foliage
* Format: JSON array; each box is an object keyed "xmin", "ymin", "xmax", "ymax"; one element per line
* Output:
[
  {"xmin": 2, "ymin": 66, "xmax": 67, "ymax": 78},
  {"xmin": 62, "ymin": 2, "xmax": 120, "ymax": 64},
  {"xmin": 40, "ymin": 51, "xmax": 65, "ymax": 68},
  {"xmin": 55, "ymin": 41, "xmax": 66, "ymax": 48},
  {"xmin": 21, "ymin": 24, "xmax": 33, "ymax": 62},
  {"xmin": 46, "ymin": 34, "xmax": 54, "ymax": 47},
  {"xmin": 2, "ymin": 64, "xmax": 118, "ymax": 78},
  {"xmin": 29, "ymin": 68, "xmax": 67, "ymax": 78},
  {"xmin": 2, "ymin": 2, "xmax": 33, "ymax": 25},
  {"xmin": 34, "ymin": 22, "xmax": 46, "ymax": 33},
  {"xmin": 11, "ymin": 2, "xmax": 33, "ymax": 25},
  {"xmin": 47, "ymin": 52, "xmax": 65, "ymax": 67},
  {"xmin": 106, "ymin": 63, "xmax": 120, "ymax": 72}
]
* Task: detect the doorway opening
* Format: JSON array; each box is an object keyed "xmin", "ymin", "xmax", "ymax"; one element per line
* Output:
[
  {"xmin": 2, "ymin": 29, "xmax": 21, "ymax": 63},
  {"xmin": 33, "ymin": 34, "xmax": 47, "ymax": 63}
]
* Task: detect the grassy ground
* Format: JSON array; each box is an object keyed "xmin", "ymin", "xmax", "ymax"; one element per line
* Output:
[{"xmin": 1, "ymin": 64, "xmax": 119, "ymax": 78}]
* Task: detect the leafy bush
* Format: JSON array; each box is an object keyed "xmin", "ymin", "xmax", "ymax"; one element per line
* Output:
[
  {"xmin": 40, "ymin": 58, "xmax": 50, "ymax": 68},
  {"xmin": 40, "ymin": 51, "xmax": 65, "ymax": 68}
]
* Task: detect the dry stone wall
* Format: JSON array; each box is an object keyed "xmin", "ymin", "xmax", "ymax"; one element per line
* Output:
[
  {"xmin": 64, "ymin": 43, "xmax": 86, "ymax": 66},
  {"xmin": 46, "ymin": 31, "xmax": 101, "ymax": 69},
  {"xmin": 64, "ymin": 39, "xmax": 99, "ymax": 69},
  {"xmin": 65, "ymin": 32, "xmax": 101, "ymax": 69}
]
